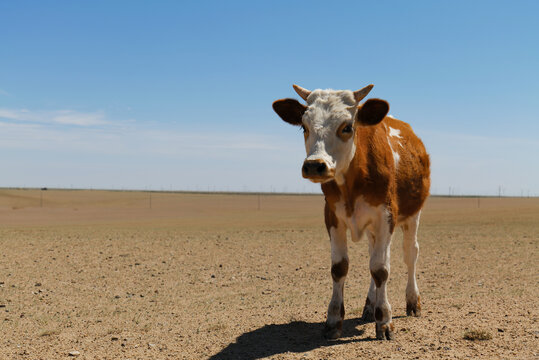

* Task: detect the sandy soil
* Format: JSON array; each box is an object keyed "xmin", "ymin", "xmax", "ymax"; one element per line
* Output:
[{"xmin": 0, "ymin": 189, "xmax": 538, "ymax": 359}]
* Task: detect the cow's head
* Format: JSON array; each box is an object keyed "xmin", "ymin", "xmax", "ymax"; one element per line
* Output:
[{"xmin": 273, "ymin": 85, "xmax": 389, "ymax": 184}]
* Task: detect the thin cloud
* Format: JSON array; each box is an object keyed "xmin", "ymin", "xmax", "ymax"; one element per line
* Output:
[
  {"xmin": 0, "ymin": 114, "xmax": 294, "ymax": 157},
  {"xmin": 0, "ymin": 108, "xmax": 108, "ymax": 126}
]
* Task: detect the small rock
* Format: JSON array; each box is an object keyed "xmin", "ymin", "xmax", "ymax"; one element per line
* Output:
[
  {"xmin": 111, "ymin": 336, "xmax": 119, "ymax": 341},
  {"xmin": 0, "ymin": 305, "xmax": 5, "ymax": 308},
  {"xmin": 498, "ymin": 328, "xmax": 504, "ymax": 332},
  {"xmin": 211, "ymin": 274, "xmax": 215, "ymax": 278},
  {"xmin": 35, "ymin": 282, "xmax": 41, "ymax": 287},
  {"xmin": 114, "ymin": 295, "xmax": 121, "ymax": 299},
  {"xmin": 68, "ymin": 350, "xmax": 80, "ymax": 356},
  {"xmin": 148, "ymin": 343, "xmax": 157, "ymax": 349}
]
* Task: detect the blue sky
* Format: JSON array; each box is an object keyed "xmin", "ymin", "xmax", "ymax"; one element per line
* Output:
[{"xmin": 1, "ymin": 1, "xmax": 538, "ymax": 195}]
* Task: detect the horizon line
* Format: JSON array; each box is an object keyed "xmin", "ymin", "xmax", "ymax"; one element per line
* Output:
[{"xmin": 0, "ymin": 187, "xmax": 537, "ymax": 199}]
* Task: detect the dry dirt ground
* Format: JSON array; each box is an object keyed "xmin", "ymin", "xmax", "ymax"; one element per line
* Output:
[{"xmin": 0, "ymin": 189, "xmax": 538, "ymax": 359}]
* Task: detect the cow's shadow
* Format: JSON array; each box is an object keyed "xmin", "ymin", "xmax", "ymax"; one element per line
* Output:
[{"xmin": 208, "ymin": 317, "xmax": 378, "ymax": 360}]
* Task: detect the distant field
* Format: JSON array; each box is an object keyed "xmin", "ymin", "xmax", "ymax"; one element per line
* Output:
[{"xmin": 0, "ymin": 189, "xmax": 538, "ymax": 359}]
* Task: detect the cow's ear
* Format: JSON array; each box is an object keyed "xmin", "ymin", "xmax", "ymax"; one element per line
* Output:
[
  {"xmin": 272, "ymin": 98, "xmax": 306, "ymax": 126},
  {"xmin": 356, "ymin": 99, "xmax": 389, "ymax": 126}
]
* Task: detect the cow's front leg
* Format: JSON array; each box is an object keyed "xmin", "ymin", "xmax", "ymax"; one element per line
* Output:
[
  {"xmin": 323, "ymin": 206, "xmax": 348, "ymax": 340},
  {"xmin": 369, "ymin": 211, "xmax": 395, "ymax": 340}
]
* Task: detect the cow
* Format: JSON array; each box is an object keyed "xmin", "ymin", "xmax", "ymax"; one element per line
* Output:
[{"xmin": 272, "ymin": 84, "xmax": 430, "ymax": 340}]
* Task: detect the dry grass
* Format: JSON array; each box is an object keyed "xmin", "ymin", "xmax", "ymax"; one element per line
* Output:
[
  {"xmin": 38, "ymin": 328, "xmax": 61, "ymax": 337},
  {"xmin": 463, "ymin": 329, "xmax": 493, "ymax": 341}
]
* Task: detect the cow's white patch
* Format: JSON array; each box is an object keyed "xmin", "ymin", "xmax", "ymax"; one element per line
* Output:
[
  {"xmin": 392, "ymin": 149, "xmax": 400, "ymax": 168},
  {"xmin": 387, "ymin": 137, "xmax": 400, "ymax": 169},
  {"xmin": 389, "ymin": 127, "xmax": 402, "ymax": 138}
]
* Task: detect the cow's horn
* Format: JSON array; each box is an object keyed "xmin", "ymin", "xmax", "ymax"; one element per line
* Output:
[
  {"xmin": 353, "ymin": 84, "xmax": 374, "ymax": 102},
  {"xmin": 292, "ymin": 84, "xmax": 311, "ymax": 101}
]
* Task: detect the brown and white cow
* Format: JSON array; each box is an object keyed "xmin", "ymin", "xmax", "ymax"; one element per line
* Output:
[{"xmin": 272, "ymin": 84, "xmax": 430, "ymax": 340}]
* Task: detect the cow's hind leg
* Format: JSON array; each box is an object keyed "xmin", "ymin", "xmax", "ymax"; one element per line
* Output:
[
  {"xmin": 361, "ymin": 232, "xmax": 376, "ymax": 322},
  {"xmin": 323, "ymin": 205, "xmax": 348, "ymax": 340},
  {"xmin": 402, "ymin": 211, "xmax": 421, "ymax": 317}
]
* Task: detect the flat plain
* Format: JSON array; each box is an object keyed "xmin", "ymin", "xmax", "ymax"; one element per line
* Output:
[{"xmin": 0, "ymin": 189, "xmax": 538, "ymax": 359}]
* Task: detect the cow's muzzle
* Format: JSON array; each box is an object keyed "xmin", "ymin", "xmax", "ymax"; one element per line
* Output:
[{"xmin": 302, "ymin": 159, "xmax": 334, "ymax": 182}]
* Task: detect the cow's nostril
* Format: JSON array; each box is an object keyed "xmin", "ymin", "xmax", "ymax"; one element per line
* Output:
[
  {"xmin": 317, "ymin": 163, "xmax": 327, "ymax": 174},
  {"xmin": 302, "ymin": 164, "xmax": 309, "ymax": 174}
]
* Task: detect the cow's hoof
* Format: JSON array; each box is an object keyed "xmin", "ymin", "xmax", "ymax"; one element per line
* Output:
[
  {"xmin": 323, "ymin": 323, "xmax": 342, "ymax": 340},
  {"xmin": 406, "ymin": 296, "xmax": 421, "ymax": 317},
  {"xmin": 375, "ymin": 322, "xmax": 395, "ymax": 340},
  {"xmin": 361, "ymin": 305, "xmax": 375, "ymax": 322}
]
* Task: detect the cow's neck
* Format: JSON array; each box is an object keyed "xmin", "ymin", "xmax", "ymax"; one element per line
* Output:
[{"xmin": 321, "ymin": 125, "xmax": 378, "ymax": 217}]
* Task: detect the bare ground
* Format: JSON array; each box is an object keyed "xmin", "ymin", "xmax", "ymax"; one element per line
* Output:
[{"xmin": 0, "ymin": 190, "xmax": 538, "ymax": 359}]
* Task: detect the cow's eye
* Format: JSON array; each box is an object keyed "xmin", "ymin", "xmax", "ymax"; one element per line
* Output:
[{"xmin": 342, "ymin": 124, "xmax": 353, "ymax": 133}]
